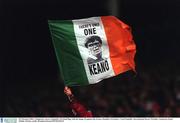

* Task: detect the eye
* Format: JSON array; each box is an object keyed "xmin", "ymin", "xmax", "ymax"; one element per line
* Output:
[{"xmin": 88, "ymin": 44, "xmax": 93, "ymax": 47}]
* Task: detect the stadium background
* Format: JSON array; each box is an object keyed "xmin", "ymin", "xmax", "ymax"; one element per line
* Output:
[{"xmin": 1, "ymin": 0, "xmax": 180, "ymax": 116}]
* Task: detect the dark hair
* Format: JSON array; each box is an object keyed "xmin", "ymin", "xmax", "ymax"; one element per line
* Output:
[{"xmin": 85, "ymin": 36, "xmax": 102, "ymax": 48}]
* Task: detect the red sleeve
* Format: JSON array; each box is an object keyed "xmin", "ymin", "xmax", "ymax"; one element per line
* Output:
[{"xmin": 70, "ymin": 99, "xmax": 93, "ymax": 117}]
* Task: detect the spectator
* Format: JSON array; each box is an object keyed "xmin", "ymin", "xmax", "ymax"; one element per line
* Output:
[{"xmin": 64, "ymin": 86, "xmax": 93, "ymax": 117}]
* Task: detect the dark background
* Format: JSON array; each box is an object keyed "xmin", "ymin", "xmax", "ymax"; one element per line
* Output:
[{"xmin": 1, "ymin": 0, "xmax": 180, "ymax": 116}]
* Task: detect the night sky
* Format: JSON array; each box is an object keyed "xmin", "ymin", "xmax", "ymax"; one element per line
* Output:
[{"xmin": 1, "ymin": 0, "xmax": 180, "ymax": 115}]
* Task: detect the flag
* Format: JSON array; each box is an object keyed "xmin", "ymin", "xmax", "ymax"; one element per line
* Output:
[{"xmin": 48, "ymin": 16, "xmax": 136, "ymax": 86}]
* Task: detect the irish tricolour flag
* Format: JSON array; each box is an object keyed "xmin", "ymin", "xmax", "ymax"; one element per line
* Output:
[{"xmin": 48, "ymin": 16, "xmax": 136, "ymax": 86}]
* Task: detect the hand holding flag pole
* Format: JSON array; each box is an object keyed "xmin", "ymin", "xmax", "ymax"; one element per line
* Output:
[{"xmin": 64, "ymin": 86, "xmax": 74, "ymax": 102}]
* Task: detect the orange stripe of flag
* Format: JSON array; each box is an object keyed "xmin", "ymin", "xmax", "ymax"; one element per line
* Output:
[{"xmin": 101, "ymin": 16, "xmax": 136, "ymax": 75}]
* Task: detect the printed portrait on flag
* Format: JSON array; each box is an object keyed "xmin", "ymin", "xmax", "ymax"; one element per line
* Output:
[{"xmin": 85, "ymin": 35, "xmax": 104, "ymax": 64}]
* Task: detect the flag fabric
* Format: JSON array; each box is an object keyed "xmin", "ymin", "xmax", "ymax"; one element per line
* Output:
[{"xmin": 48, "ymin": 16, "xmax": 136, "ymax": 86}]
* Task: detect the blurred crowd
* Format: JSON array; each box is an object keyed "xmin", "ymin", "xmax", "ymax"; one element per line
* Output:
[{"xmin": 3, "ymin": 62, "xmax": 180, "ymax": 117}]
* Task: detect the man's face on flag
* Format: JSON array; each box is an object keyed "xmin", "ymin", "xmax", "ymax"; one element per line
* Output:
[{"xmin": 87, "ymin": 40, "xmax": 102, "ymax": 56}]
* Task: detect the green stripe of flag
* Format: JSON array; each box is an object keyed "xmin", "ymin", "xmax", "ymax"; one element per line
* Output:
[{"xmin": 48, "ymin": 20, "xmax": 89, "ymax": 86}]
